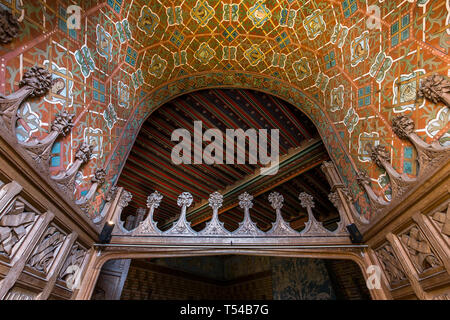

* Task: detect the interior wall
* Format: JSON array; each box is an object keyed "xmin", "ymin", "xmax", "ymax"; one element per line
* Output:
[{"xmin": 119, "ymin": 256, "xmax": 340, "ymax": 300}]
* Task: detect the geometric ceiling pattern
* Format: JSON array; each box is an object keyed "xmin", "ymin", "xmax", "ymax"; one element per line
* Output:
[
  {"xmin": 1, "ymin": 0, "xmax": 448, "ymax": 223},
  {"xmin": 117, "ymin": 88, "xmax": 338, "ymax": 232}
]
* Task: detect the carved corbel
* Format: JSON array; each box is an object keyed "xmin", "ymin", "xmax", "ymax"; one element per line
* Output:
[
  {"xmin": 76, "ymin": 168, "xmax": 106, "ymax": 207},
  {"xmin": 134, "ymin": 191, "xmax": 163, "ymax": 235},
  {"xmin": 266, "ymin": 192, "xmax": 297, "ymax": 236},
  {"xmin": 114, "ymin": 190, "xmax": 133, "ymax": 234},
  {"xmin": 51, "ymin": 142, "xmax": 93, "ymax": 196},
  {"xmin": 369, "ymin": 144, "xmax": 416, "ymax": 200},
  {"xmin": 0, "ymin": 66, "xmax": 52, "ymax": 135},
  {"xmin": 298, "ymin": 192, "xmax": 329, "ymax": 235},
  {"xmin": 392, "ymin": 115, "xmax": 450, "ymax": 177},
  {"xmin": 356, "ymin": 170, "xmax": 389, "ymax": 213},
  {"xmin": 0, "ymin": 8, "xmax": 20, "ymax": 44},
  {"xmin": 417, "ymin": 73, "xmax": 450, "ymax": 108},
  {"xmin": 19, "ymin": 111, "xmax": 74, "ymax": 173},
  {"xmin": 199, "ymin": 192, "xmax": 230, "ymax": 236},
  {"xmin": 233, "ymin": 192, "xmax": 264, "ymax": 236},
  {"xmin": 165, "ymin": 192, "xmax": 196, "ymax": 236},
  {"xmin": 92, "ymin": 185, "xmax": 118, "ymax": 224}
]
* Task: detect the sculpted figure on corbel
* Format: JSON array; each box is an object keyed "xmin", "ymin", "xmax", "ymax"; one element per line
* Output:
[
  {"xmin": 0, "ymin": 8, "xmax": 20, "ymax": 45},
  {"xmin": 417, "ymin": 73, "xmax": 450, "ymax": 108},
  {"xmin": 134, "ymin": 191, "xmax": 163, "ymax": 235},
  {"xmin": 392, "ymin": 115, "xmax": 450, "ymax": 178},
  {"xmin": 51, "ymin": 142, "xmax": 93, "ymax": 196},
  {"xmin": 76, "ymin": 168, "xmax": 107, "ymax": 212},
  {"xmin": 27, "ymin": 225, "xmax": 65, "ymax": 274},
  {"xmin": 356, "ymin": 170, "xmax": 389, "ymax": 215},
  {"xmin": 369, "ymin": 144, "xmax": 416, "ymax": 200},
  {"xmin": 399, "ymin": 225, "xmax": 442, "ymax": 275},
  {"xmin": 19, "ymin": 111, "xmax": 75, "ymax": 174},
  {"xmin": 266, "ymin": 192, "xmax": 298, "ymax": 236},
  {"xmin": 375, "ymin": 243, "xmax": 408, "ymax": 288},
  {"xmin": 0, "ymin": 66, "xmax": 52, "ymax": 135},
  {"xmin": 0, "ymin": 199, "xmax": 37, "ymax": 258},
  {"xmin": 298, "ymin": 192, "xmax": 329, "ymax": 236}
]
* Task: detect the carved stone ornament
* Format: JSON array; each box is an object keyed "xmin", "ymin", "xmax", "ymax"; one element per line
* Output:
[
  {"xmin": 234, "ymin": 192, "xmax": 264, "ymax": 236},
  {"xmin": 400, "ymin": 225, "xmax": 442, "ymax": 274},
  {"xmin": 134, "ymin": 191, "xmax": 163, "ymax": 235},
  {"xmin": 166, "ymin": 192, "xmax": 196, "ymax": 235},
  {"xmin": 391, "ymin": 115, "xmax": 450, "ymax": 179},
  {"xmin": 328, "ymin": 192, "xmax": 341, "ymax": 208},
  {"xmin": 267, "ymin": 192, "xmax": 297, "ymax": 236},
  {"xmin": 417, "ymin": 73, "xmax": 450, "ymax": 107},
  {"xmin": 51, "ymin": 142, "xmax": 93, "ymax": 196},
  {"xmin": 375, "ymin": 243, "xmax": 407, "ymax": 286},
  {"xmin": 0, "ymin": 8, "xmax": 20, "ymax": 44},
  {"xmin": 27, "ymin": 225, "xmax": 65, "ymax": 274},
  {"xmin": 118, "ymin": 190, "xmax": 133, "ymax": 208},
  {"xmin": 200, "ymin": 192, "xmax": 230, "ymax": 236},
  {"xmin": 19, "ymin": 111, "xmax": 75, "ymax": 173},
  {"xmin": 298, "ymin": 192, "xmax": 315, "ymax": 209},
  {"xmin": 369, "ymin": 144, "xmax": 391, "ymax": 168},
  {"xmin": 146, "ymin": 191, "xmax": 163, "ymax": 209},
  {"xmin": 0, "ymin": 66, "xmax": 52, "ymax": 134},
  {"xmin": 0, "ymin": 199, "xmax": 37, "ymax": 257}
]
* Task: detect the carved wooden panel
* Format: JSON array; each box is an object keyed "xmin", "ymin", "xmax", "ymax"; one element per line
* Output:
[
  {"xmin": 399, "ymin": 224, "xmax": 443, "ymax": 276},
  {"xmin": 4, "ymin": 286, "xmax": 38, "ymax": 300},
  {"xmin": 26, "ymin": 223, "xmax": 66, "ymax": 275},
  {"xmin": 0, "ymin": 197, "xmax": 39, "ymax": 261},
  {"xmin": 429, "ymin": 202, "xmax": 450, "ymax": 247},
  {"xmin": 58, "ymin": 243, "xmax": 87, "ymax": 290},
  {"xmin": 375, "ymin": 243, "xmax": 408, "ymax": 289}
]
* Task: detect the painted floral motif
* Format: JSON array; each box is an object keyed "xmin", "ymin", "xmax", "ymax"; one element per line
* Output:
[
  {"xmin": 137, "ymin": 6, "xmax": 159, "ymax": 36},
  {"xmin": 16, "ymin": 103, "xmax": 41, "ymax": 142},
  {"xmin": 331, "ymin": 23, "xmax": 348, "ymax": 48},
  {"xmin": 115, "ymin": 19, "xmax": 132, "ymax": 43},
  {"xmin": 74, "ymin": 45, "xmax": 95, "ymax": 78},
  {"xmin": 244, "ymin": 44, "xmax": 265, "ymax": 66},
  {"xmin": 103, "ymin": 104, "xmax": 118, "ymax": 130},
  {"xmin": 148, "ymin": 54, "xmax": 167, "ymax": 79},
  {"xmin": 426, "ymin": 107, "xmax": 450, "ymax": 147},
  {"xmin": 96, "ymin": 25, "xmax": 113, "ymax": 62},
  {"xmin": 351, "ymin": 31, "xmax": 369, "ymax": 67},
  {"xmin": 369, "ymin": 52, "xmax": 393, "ymax": 84},
  {"xmin": 315, "ymin": 72, "xmax": 329, "ymax": 92},
  {"xmin": 194, "ymin": 43, "xmax": 215, "ymax": 64},
  {"xmin": 330, "ymin": 85, "xmax": 344, "ymax": 112},
  {"xmin": 292, "ymin": 58, "xmax": 310, "ymax": 81},
  {"xmin": 303, "ymin": 10, "xmax": 326, "ymax": 40},
  {"xmin": 343, "ymin": 107, "xmax": 359, "ymax": 133},
  {"xmin": 393, "ymin": 70, "xmax": 425, "ymax": 113},
  {"xmin": 191, "ymin": 0, "xmax": 214, "ymax": 26},
  {"xmin": 248, "ymin": 1, "xmax": 272, "ymax": 28}
]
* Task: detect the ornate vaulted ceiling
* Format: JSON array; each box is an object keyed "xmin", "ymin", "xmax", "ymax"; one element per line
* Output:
[
  {"xmin": 117, "ymin": 88, "xmax": 338, "ymax": 232},
  {"xmin": 1, "ymin": 0, "xmax": 448, "ymax": 224}
]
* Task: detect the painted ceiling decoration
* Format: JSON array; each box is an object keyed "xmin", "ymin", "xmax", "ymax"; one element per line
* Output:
[{"xmin": 0, "ymin": 0, "xmax": 449, "ymax": 225}]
